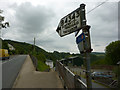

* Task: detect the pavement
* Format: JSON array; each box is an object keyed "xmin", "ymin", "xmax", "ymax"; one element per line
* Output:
[{"xmin": 13, "ymin": 55, "xmax": 63, "ymax": 88}]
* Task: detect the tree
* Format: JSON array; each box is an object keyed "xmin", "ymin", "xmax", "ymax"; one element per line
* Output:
[{"xmin": 105, "ymin": 40, "xmax": 120, "ymax": 65}]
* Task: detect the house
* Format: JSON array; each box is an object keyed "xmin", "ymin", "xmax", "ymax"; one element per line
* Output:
[
  {"xmin": 8, "ymin": 43, "xmax": 15, "ymax": 51},
  {"xmin": 45, "ymin": 59, "xmax": 53, "ymax": 68}
]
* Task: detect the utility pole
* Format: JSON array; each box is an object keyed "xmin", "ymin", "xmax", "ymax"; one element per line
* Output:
[{"xmin": 80, "ymin": 4, "xmax": 92, "ymax": 89}]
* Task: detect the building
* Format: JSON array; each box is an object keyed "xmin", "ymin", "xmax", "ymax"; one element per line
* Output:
[
  {"xmin": 45, "ymin": 59, "xmax": 53, "ymax": 68},
  {"xmin": 8, "ymin": 43, "xmax": 15, "ymax": 51}
]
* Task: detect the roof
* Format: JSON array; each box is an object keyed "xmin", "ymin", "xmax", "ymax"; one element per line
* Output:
[{"xmin": 46, "ymin": 59, "xmax": 53, "ymax": 62}]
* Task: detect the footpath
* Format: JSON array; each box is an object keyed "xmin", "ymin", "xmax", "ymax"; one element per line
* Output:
[{"xmin": 13, "ymin": 55, "xmax": 63, "ymax": 88}]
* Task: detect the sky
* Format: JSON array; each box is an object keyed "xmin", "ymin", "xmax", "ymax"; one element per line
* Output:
[{"xmin": 0, "ymin": 0, "xmax": 119, "ymax": 54}]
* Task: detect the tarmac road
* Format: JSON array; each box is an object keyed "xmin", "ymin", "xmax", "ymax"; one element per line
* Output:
[{"xmin": 2, "ymin": 55, "xmax": 27, "ymax": 88}]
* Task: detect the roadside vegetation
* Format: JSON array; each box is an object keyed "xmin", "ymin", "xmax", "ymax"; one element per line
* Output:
[
  {"xmin": 2, "ymin": 39, "xmax": 120, "ymax": 73},
  {"xmin": 1, "ymin": 39, "xmax": 75, "ymax": 71}
]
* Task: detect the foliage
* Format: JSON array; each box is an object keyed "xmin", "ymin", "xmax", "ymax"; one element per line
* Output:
[
  {"xmin": 37, "ymin": 60, "xmax": 49, "ymax": 71},
  {"xmin": 2, "ymin": 40, "xmax": 9, "ymax": 50},
  {"xmin": 113, "ymin": 66, "xmax": 119, "ymax": 78},
  {"xmin": 73, "ymin": 56, "xmax": 83, "ymax": 66},
  {"xmin": 91, "ymin": 58, "xmax": 106, "ymax": 66},
  {"xmin": 105, "ymin": 41, "xmax": 120, "ymax": 65},
  {"xmin": 2, "ymin": 39, "xmax": 113, "ymax": 69}
]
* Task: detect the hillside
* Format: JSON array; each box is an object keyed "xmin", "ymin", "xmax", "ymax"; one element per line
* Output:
[{"xmin": 1, "ymin": 39, "xmax": 106, "ymax": 70}]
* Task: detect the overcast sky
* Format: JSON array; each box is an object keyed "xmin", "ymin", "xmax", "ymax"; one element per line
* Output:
[{"xmin": 0, "ymin": 0, "xmax": 119, "ymax": 53}]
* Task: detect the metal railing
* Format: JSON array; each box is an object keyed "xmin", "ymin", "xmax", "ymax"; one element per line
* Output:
[{"xmin": 56, "ymin": 60, "xmax": 87, "ymax": 89}]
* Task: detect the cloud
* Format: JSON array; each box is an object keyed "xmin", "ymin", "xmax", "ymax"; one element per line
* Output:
[
  {"xmin": 2, "ymin": 2, "xmax": 55, "ymax": 41},
  {"xmin": 86, "ymin": 2, "xmax": 118, "ymax": 52},
  {"xmin": 1, "ymin": 1, "xmax": 119, "ymax": 53}
]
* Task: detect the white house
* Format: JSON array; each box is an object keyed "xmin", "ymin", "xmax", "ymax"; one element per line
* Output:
[
  {"xmin": 8, "ymin": 43, "xmax": 15, "ymax": 51},
  {"xmin": 45, "ymin": 59, "xmax": 53, "ymax": 68}
]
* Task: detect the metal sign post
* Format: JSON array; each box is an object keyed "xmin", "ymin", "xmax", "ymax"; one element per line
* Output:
[
  {"xmin": 79, "ymin": 4, "xmax": 92, "ymax": 89},
  {"xmin": 82, "ymin": 26, "xmax": 92, "ymax": 89},
  {"xmin": 76, "ymin": 26, "xmax": 92, "ymax": 89},
  {"xmin": 56, "ymin": 3, "xmax": 93, "ymax": 89}
]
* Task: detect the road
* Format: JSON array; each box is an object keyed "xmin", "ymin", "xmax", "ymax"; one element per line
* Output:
[{"xmin": 1, "ymin": 55, "xmax": 27, "ymax": 88}]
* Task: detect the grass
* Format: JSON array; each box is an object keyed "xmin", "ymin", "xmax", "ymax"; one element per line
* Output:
[{"xmin": 37, "ymin": 60, "xmax": 50, "ymax": 71}]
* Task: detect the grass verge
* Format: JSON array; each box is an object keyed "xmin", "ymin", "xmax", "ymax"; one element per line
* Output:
[{"xmin": 37, "ymin": 60, "xmax": 49, "ymax": 71}]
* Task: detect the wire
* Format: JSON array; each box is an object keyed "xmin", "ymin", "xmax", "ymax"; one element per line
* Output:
[{"xmin": 86, "ymin": 0, "xmax": 109, "ymax": 14}]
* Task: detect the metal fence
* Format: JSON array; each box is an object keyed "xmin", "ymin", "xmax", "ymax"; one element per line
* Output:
[{"xmin": 56, "ymin": 60, "xmax": 87, "ymax": 89}]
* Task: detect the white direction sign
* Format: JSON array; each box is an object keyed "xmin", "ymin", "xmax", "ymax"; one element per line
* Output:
[{"xmin": 56, "ymin": 7, "xmax": 83, "ymax": 37}]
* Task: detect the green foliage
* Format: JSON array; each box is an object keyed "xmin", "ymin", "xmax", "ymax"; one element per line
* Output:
[
  {"xmin": 3, "ymin": 39, "xmax": 114, "ymax": 69},
  {"xmin": 105, "ymin": 41, "xmax": 120, "ymax": 65},
  {"xmin": 90, "ymin": 53, "xmax": 106, "ymax": 66},
  {"xmin": 37, "ymin": 60, "xmax": 49, "ymax": 71},
  {"xmin": 91, "ymin": 41, "xmax": 120, "ymax": 66},
  {"xmin": 113, "ymin": 66, "xmax": 119, "ymax": 77},
  {"xmin": 73, "ymin": 56, "xmax": 83, "ymax": 66},
  {"xmin": 91, "ymin": 58, "xmax": 106, "ymax": 66},
  {"xmin": 2, "ymin": 41, "xmax": 9, "ymax": 50},
  {"xmin": 2, "ymin": 39, "xmax": 81, "ymax": 70}
]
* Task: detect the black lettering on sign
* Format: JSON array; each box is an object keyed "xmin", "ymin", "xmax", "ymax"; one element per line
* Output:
[
  {"xmin": 72, "ymin": 13, "xmax": 75, "ymax": 19},
  {"xmin": 76, "ymin": 10, "xmax": 79, "ymax": 18},
  {"xmin": 65, "ymin": 17, "xmax": 68, "ymax": 23},
  {"xmin": 60, "ymin": 19, "xmax": 64, "ymax": 26},
  {"xmin": 68, "ymin": 14, "xmax": 71, "ymax": 22}
]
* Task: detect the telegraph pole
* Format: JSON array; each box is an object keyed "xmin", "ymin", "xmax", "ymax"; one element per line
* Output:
[{"xmin": 80, "ymin": 4, "xmax": 92, "ymax": 89}]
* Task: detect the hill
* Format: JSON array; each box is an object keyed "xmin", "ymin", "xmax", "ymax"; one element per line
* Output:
[{"xmin": 1, "ymin": 39, "xmax": 105, "ymax": 70}]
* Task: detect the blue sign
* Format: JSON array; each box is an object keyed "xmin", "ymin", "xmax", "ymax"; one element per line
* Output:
[{"xmin": 76, "ymin": 33, "xmax": 85, "ymax": 44}]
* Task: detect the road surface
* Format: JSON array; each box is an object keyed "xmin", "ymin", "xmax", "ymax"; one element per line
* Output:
[{"xmin": 1, "ymin": 55, "xmax": 27, "ymax": 88}]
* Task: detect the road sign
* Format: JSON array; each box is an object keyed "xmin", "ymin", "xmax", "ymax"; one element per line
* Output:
[
  {"xmin": 76, "ymin": 33, "xmax": 85, "ymax": 54},
  {"xmin": 0, "ymin": 15, "xmax": 4, "ymax": 22},
  {"xmin": 76, "ymin": 32, "xmax": 85, "ymax": 44},
  {"xmin": 56, "ymin": 6, "xmax": 84, "ymax": 37}
]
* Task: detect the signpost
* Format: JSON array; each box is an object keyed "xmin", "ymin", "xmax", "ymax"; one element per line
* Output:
[
  {"xmin": 56, "ymin": 3, "xmax": 92, "ymax": 89},
  {"xmin": 56, "ymin": 6, "xmax": 83, "ymax": 37}
]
